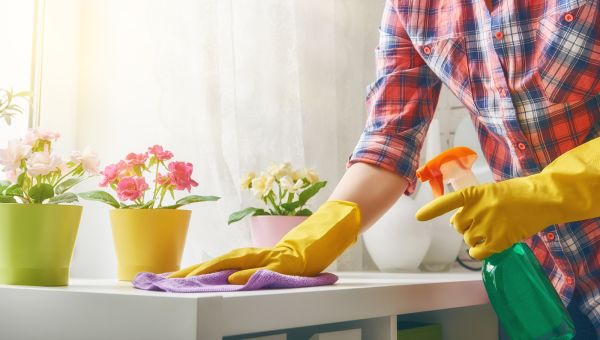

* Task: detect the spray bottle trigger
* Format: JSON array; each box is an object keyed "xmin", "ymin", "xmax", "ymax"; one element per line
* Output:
[{"xmin": 430, "ymin": 174, "xmax": 445, "ymax": 198}]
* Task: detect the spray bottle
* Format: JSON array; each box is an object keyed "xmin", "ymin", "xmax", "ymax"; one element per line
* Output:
[{"xmin": 416, "ymin": 147, "xmax": 574, "ymax": 340}]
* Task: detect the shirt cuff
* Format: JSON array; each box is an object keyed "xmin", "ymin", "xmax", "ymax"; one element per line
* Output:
[{"xmin": 347, "ymin": 133, "xmax": 421, "ymax": 195}]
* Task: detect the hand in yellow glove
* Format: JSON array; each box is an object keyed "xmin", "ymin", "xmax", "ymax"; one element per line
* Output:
[
  {"xmin": 168, "ymin": 200, "xmax": 361, "ymax": 284},
  {"xmin": 416, "ymin": 137, "xmax": 600, "ymax": 260}
]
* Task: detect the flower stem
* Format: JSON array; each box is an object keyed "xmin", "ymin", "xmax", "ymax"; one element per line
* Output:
[
  {"xmin": 158, "ymin": 187, "xmax": 166, "ymax": 208},
  {"xmin": 152, "ymin": 161, "xmax": 160, "ymax": 202},
  {"xmin": 267, "ymin": 193, "xmax": 282, "ymax": 215},
  {"xmin": 54, "ymin": 166, "xmax": 78, "ymax": 187},
  {"xmin": 277, "ymin": 181, "xmax": 282, "ymax": 205}
]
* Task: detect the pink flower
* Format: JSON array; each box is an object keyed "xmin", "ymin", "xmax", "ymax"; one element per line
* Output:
[
  {"xmin": 23, "ymin": 128, "xmax": 61, "ymax": 146},
  {"xmin": 156, "ymin": 173, "xmax": 171, "ymax": 186},
  {"xmin": 71, "ymin": 147, "xmax": 100, "ymax": 175},
  {"xmin": 167, "ymin": 161, "xmax": 198, "ymax": 191},
  {"xmin": 26, "ymin": 151, "xmax": 65, "ymax": 176},
  {"xmin": 116, "ymin": 176, "xmax": 148, "ymax": 201},
  {"xmin": 5, "ymin": 168, "xmax": 22, "ymax": 184},
  {"xmin": 0, "ymin": 139, "xmax": 32, "ymax": 171},
  {"xmin": 99, "ymin": 160, "xmax": 128, "ymax": 187},
  {"xmin": 125, "ymin": 152, "xmax": 148, "ymax": 166},
  {"xmin": 148, "ymin": 145, "xmax": 173, "ymax": 162}
]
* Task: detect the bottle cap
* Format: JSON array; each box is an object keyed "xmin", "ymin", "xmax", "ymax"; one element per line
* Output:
[{"xmin": 416, "ymin": 147, "xmax": 478, "ymax": 197}]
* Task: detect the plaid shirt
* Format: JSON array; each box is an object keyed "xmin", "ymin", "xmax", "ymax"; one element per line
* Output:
[{"xmin": 350, "ymin": 0, "xmax": 600, "ymax": 330}]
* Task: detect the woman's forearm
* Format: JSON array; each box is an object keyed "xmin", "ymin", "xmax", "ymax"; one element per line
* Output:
[{"xmin": 329, "ymin": 162, "xmax": 408, "ymax": 232}]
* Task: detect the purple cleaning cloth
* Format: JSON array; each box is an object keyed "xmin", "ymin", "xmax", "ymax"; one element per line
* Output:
[{"xmin": 132, "ymin": 269, "xmax": 338, "ymax": 293}]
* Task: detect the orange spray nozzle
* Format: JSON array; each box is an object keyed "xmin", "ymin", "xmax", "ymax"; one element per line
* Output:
[{"xmin": 416, "ymin": 147, "xmax": 478, "ymax": 197}]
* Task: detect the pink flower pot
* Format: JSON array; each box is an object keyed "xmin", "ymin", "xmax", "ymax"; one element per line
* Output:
[{"xmin": 250, "ymin": 216, "xmax": 308, "ymax": 248}]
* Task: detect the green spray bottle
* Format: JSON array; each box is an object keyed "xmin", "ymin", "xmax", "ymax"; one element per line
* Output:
[{"xmin": 416, "ymin": 146, "xmax": 574, "ymax": 340}]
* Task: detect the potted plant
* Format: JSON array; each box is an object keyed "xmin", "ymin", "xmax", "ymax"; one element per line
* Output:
[
  {"xmin": 0, "ymin": 88, "xmax": 30, "ymax": 125},
  {"xmin": 228, "ymin": 162, "xmax": 327, "ymax": 247},
  {"xmin": 79, "ymin": 145, "xmax": 219, "ymax": 281},
  {"xmin": 0, "ymin": 129, "xmax": 99, "ymax": 286}
]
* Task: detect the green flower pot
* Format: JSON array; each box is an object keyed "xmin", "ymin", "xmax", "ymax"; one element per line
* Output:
[{"xmin": 0, "ymin": 204, "xmax": 82, "ymax": 286}]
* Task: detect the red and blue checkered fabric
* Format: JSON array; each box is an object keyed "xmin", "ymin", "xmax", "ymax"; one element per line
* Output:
[{"xmin": 349, "ymin": 0, "xmax": 600, "ymax": 331}]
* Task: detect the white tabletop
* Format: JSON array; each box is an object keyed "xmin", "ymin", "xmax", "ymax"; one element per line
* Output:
[{"xmin": 0, "ymin": 270, "xmax": 489, "ymax": 340}]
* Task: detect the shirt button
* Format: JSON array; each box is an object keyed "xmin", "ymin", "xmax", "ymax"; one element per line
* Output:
[
  {"xmin": 423, "ymin": 46, "xmax": 432, "ymax": 55},
  {"xmin": 495, "ymin": 31, "xmax": 504, "ymax": 40},
  {"xmin": 546, "ymin": 232, "xmax": 555, "ymax": 241},
  {"xmin": 564, "ymin": 13, "xmax": 574, "ymax": 22},
  {"xmin": 517, "ymin": 142, "xmax": 527, "ymax": 150},
  {"xmin": 500, "ymin": 88, "xmax": 508, "ymax": 97},
  {"xmin": 565, "ymin": 277, "xmax": 575, "ymax": 285}
]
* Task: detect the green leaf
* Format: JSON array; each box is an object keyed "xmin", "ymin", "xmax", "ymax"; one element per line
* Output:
[
  {"xmin": 7, "ymin": 105, "xmax": 23, "ymax": 113},
  {"xmin": 4, "ymin": 184, "xmax": 23, "ymax": 197},
  {"xmin": 55, "ymin": 177, "xmax": 86, "ymax": 195},
  {"xmin": 298, "ymin": 181, "xmax": 327, "ymax": 205},
  {"xmin": 120, "ymin": 203, "xmax": 147, "ymax": 209},
  {"xmin": 78, "ymin": 191, "xmax": 120, "ymax": 208},
  {"xmin": 0, "ymin": 195, "xmax": 17, "ymax": 203},
  {"xmin": 17, "ymin": 172, "xmax": 26, "ymax": 187},
  {"xmin": 281, "ymin": 200, "xmax": 302, "ymax": 212},
  {"xmin": 28, "ymin": 183, "xmax": 55, "ymax": 203},
  {"xmin": 13, "ymin": 91, "xmax": 31, "ymax": 98},
  {"xmin": 0, "ymin": 180, "xmax": 10, "ymax": 193},
  {"xmin": 163, "ymin": 195, "xmax": 221, "ymax": 209},
  {"xmin": 294, "ymin": 208, "xmax": 313, "ymax": 216},
  {"xmin": 176, "ymin": 195, "xmax": 220, "ymax": 205},
  {"xmin": 227, "ymin": 207, "xmax": 268, "ymax": 225},
  {"xmin": 47, "ymin": 193, "xmax": 79, "ymax": 204},
  {"xmin": 72, "ymin": 166, "xmax": 84, "ymax": 176},
  {"xmin": 118, "ymin": 203, "xmax": 137, "ymax": 209},
  {"xmin": 140, "ymin": 200, "xmax": 155, "ymax": 209}
]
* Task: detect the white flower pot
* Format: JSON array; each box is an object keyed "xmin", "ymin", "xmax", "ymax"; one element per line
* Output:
[
  {"xmin": 419, "ymin": 211, "xmax": 463, "ymax": 272},
  {"xmin": 363, "ymin": 187, "xmax": 433, "ymax": 272}
]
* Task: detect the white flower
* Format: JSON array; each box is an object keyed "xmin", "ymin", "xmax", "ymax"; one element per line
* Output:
[
  {"xmin": 281, "ymin": 175, "xmax": 304, "ymax": 193},
  {"xmin": 292, "ymin": 179, "xmax": 304, "ymax": 192},
  {"xmin": 267, "ymin": 162, "xmax": 292, "ymax": 179},
  {"xmin": 304, "ymin": 168, "xmax": 319, "ymax": 184},
  {"xmin": 279, "ymin": 175, "xmax": 294, "ymax": 191},
  {"xmin": 71, "ymin": 147, "xmax": 100, "ymax": 174},
  {"xmin": 5, "ymin": 168, "xmax": 22, "ymax": 184},
  {"xmin": 240, "ymin": 172, "xmax": 256, "ymax": 189},
  {"xmin": 0, "ymin": 139, "xmax": 32, "ymax": 171},
  {"xmin": 26, "ymin": 151, "xmax": 65, "ymax": 177},
  {"xmin": 264, "ymin": 176, "xmax": 275, "ymax": 196},
  {"xmin": 291, "ymin": 170, "xmax": 303, "ymax": 181},
  {"xmin": 23, "ymin": 128, "xmax": 60, "ymax": 146},
  {"xmin": 251, "ymin": 175, "xmax": 274, "ymax": 199}
]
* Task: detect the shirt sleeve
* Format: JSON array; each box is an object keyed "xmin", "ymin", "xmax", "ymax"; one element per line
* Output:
[{"xmin": 348, "ymin": 0, "xmax": 442, "ymax": 195}]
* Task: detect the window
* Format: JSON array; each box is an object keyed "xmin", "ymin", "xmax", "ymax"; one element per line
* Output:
[{"xmin": 0, "ymin": 0, "xmax": 38, "ymax": 144}]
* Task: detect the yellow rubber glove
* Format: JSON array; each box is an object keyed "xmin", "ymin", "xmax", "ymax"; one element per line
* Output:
[
  {"xmin": 168, "ymin": 200, "xmax": 361, "ymax": 284},
  {"xmin": 416, "ymin": 137, "xmax": 600, "ymax": 260}
]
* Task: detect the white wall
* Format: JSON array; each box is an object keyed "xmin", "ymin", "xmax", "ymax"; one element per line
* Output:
[{"xmin": 39, "ymin": 0, "xmax": 470, "ymax": 278}]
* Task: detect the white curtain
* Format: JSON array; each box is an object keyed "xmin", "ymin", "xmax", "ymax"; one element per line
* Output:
[
  {"xmin": 37, "ymin": 0, "xmax": 387, "ymax": 278},
  {"xmin": 0, "ymin": 1, "xmax": 35, "ymax": 147}
]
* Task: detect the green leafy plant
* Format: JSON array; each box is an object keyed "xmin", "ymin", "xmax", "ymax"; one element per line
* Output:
[
  {"xmin": 0, "ymin": 89, "xmax": 31, "ymax": 125},
  {"xmin": 228, "ymin": 162, "xmax": 327, "ymax": 224},
  {"xmin": 79, "ymin": 145, "xmax": 220, "ymax": 209},
  {"xmin": 0, "ymin": 129, "xmax": 99, "ymax": 204}
]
